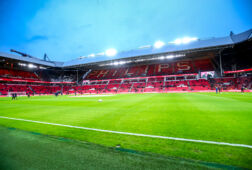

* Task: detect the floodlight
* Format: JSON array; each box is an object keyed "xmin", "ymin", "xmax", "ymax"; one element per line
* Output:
[
  {"xmin": 159, "ymin": 56, "xmax": 165, "ymax": 60},
  {"xmin": 139, "ymin": 45, "xmax": 151, "ymax": 49},
  {"xmin": 28, "ymin": 64, "xmax": 37, "ymax": 68},
  {"xmin": 18, "ymin": 63, "xmax": 27, "ymax": 66},
  {"xmin": 113, "ymin": 62, "xmax": 119, "ymax": 65},
  {"xmin": 105, "ymin": 48, "xmax": 117, "ymax": 57},
  {"xmin": 190, "ymin": 37, "xmax": 198, "ymax": 41},
  {"xmin": 173, "ymin": 37, "xmax": 198, "ymax": 45},
  {"xmin": 88, "ymin": 54, "xmax": 95, "ymax": 57},
  {"xmin": 173, "ymin": 39, "xmax": 182, "ymax": 45},
  {"xmin": 39, "ymin": 66, "xmax": 46, "ymax": 69},
  {"xmin": 96, "ymin": 52, "xmax": 105, "ymax": 56},
  {"xmin": 182, "ymin": 37, "xmax": 197, "ymax": 44},
  {"xmin": 166, "ymin": 55, "xmax": 174, "ymax": 59},
  {"xmin": 154, "ymin": 41, "xmax": 165, "ymax": 48}
]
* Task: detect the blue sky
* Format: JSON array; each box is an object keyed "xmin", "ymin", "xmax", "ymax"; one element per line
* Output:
[{"xmin": 0, "ymin": 0, "xmax": 251, "ymax": 61}]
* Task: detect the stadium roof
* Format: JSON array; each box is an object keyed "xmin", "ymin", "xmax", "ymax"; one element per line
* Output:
[
  {"xmin": 0, "ymin": 29, "xmax": 251, "ymax": 68},
  {"xmin": 0, "ymin": 51, "xmax": 63, "ymax": 67}
]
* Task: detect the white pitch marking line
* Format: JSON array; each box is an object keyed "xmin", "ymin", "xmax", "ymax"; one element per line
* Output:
[
  {"xmin": 0, "ymin": 116, "xmax": 251, "ymax": 149},
  {"xmin": 69, "ymin": 95, "xmax": 114, "ymax": 97}
]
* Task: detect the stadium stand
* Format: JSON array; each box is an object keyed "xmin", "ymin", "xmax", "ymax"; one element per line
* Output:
[
  {"xmin": 0, "ymin": 69, "xmax": 39, "ymax": 80},
  {"xmin": 1, "ymin": 72, "xmax": 251, "ymax": 96},
  {"xmin": 0, "ymin": 83, "xmax": 73, "ymax": 95},
  {"xmin": 0, "ymin": 29, "xmax": 251, "ymax": 96},
  {"xmin": 86, "ymin": 58, "xmax": 214, "ymax": 80}
]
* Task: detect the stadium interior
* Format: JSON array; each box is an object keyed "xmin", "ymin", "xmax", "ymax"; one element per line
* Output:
[
  {"xmin": 0, "ymin": 27, "xmax": 252, "ymax": 169},
  {"xmin": 0, "ymin": 30, "xmax": 251, "ymax": 96},
  {"xmin": 1, "ymin": 0, "xmax": 252, "ymax": 168}
]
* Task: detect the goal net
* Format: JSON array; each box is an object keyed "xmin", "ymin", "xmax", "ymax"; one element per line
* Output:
[{"xmin": 8, "ymin": 92, "xmax": 27, "ymax": 97}]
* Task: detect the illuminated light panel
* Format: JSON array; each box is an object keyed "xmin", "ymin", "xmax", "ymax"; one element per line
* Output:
[
  {"xmin": 39, "ymin": 66, "xmax": 46, "ymax": 69},
  {"xmin": 88, "ymin": 53, "xmax": 95, "ymax": 57},
  {"xmin": 138, "ymin": 45, "xmax": 151, "ymax": 49},
  {"xmin": 159, "ymin": 56, "xmax": 165, "ymax": 60},
  {"xmin": 96, "ymin": 52, "xmax": 105, "ymax": 56},
  {"xmin": 28, "ymin": 64, "xmax": 37, "ymax": 68},
  {"xmin": 154, "ymin": 41, "xmax": 165, "ymax": 48},
  {"xmin": 18, "ymin": 63, "xmax": 27, "ymax": 66},
  {"xmin": 105, "ymin": 48, "xmax": 117, "ymax": 57},
  {"xmin": 166, "ymin": 55, "xmax": 174, "ymax": 59},
  {"xmin": 172, "ymin": 37, "xmax": 198, "ymax": 45}
]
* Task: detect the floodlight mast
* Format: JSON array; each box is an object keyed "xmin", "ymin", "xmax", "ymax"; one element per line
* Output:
[{"xmin": 43, "ymin": 53, "xmax": 51, "ymax": 61}]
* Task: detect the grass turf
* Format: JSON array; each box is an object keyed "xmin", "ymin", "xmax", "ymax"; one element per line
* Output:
[
  {"xmin": 0, "ymin": 92, "xmax": 251, "ymax": 168},
  {"xmin": 0, "ymin": 126, "xmax": 222, "ymax": 170}
]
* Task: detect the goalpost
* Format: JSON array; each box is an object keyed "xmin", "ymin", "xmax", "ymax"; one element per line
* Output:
[{"xmin": 8, "ymin": 92, "xmax": 27, "ymax": 97}]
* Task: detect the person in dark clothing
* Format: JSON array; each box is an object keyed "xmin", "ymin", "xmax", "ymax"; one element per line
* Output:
[
  {"xmin": 13, "ymin": 93, "xmax": 16, "ymax": 100},
  {"xmin": 11, "ymin": 93, "xmax": 15, "ymax": 100},
  {"xmin": 27, "ymin": 93, "xmax": 30, "ymax": 98},
  {"xmin": 241, "ymin": 86, "xmax": 245, "ymax": 93},
  {"xmin": 215, "ymin": 86, "xmax": 218, "ymax": 94}
]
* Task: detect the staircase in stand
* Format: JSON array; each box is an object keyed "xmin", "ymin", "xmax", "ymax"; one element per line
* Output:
[
  {"xmin": 28, "ymin": 86, "xmax": 36, "ymax": 94},
  {"xmin": 129, "ymin": 83, "xmax": 134, "ymax": 92}
]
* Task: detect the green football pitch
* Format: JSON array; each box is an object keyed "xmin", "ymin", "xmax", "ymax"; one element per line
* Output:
[{"xmin": 0, "ymin": 92, "xmax": 251, "ymax": 169}]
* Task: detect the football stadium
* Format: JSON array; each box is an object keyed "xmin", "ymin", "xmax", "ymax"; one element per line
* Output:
[{"xmin": 0, "ymin": 1, "xmax": 252, "ymax": 169}]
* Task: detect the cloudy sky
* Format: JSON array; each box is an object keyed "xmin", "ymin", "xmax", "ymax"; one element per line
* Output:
[{"xmin": 0, "ymin": 0, "xmax": 251, "ymax": 61}]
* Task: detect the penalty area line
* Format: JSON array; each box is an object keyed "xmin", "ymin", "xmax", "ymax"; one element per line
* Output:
[{"xmin": 0, "ymin": 116, "xmax": 251, "ymax": 149}]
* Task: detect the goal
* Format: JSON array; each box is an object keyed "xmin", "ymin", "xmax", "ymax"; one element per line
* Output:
[{"xmin": 8, "ymin": 92, "xmax": 27, "ymax": 97}]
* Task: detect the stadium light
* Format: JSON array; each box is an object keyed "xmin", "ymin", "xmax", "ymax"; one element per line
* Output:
[
  {"xmin": 39, "ymin": 66, "xmax": 46, "ymax": 69},
  {"xmin": 159, "ymin": 56, "xmax": 165, "ymax": 60},
  {"xmin": 100, "ymin": 60, "xmax": 131, "ymax": 66},
  {"xmin": 173, "ymin": 39, "xmax": 182, "ymax": 45},
  {"xmin": 113, "ymin": 61, "xmax": 126, "ymax": 65},
  {"xmin": 172, "ymin": 37, "xmax": 198, "ymax": 45},
  {"xmin": 119, "ymin": 61, "xmax": 125, "ymax": 64},
  {"xmin": 88, "ymin": 53, "xmax": 95, "ymax": 58},
  {"xmin": 96, "ymin": 52, "xmax": 105, "ymax": 56},
  {"xmin": 18, "ymin": 63, "xmax": 27, "ymax": 66},
  {"xmin": 113, "ymin": 62, "xmax": 119, "ymax": 65},
  {"xmin": 105, "ymin": 48, "xmax": 117, "ymax": 57},
  {"xmin": 28, "ymin": 64, "xmax": 37, "ymax": 68},
  {"xmin": 166, "ymin": 55, "xmax": 174, "ymax": 59},
  {"xmin": 154, "ymin": 41, "xmax": 165, "ymax": 49},
  {"xmin": 138, "ymin": 45, "xmax": 151, "ymax": 49}
]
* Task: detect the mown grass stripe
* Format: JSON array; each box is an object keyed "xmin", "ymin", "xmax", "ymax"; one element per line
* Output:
[{"xmin": 0, "ymin": 116, "xmax": 251, "ymax": 149}]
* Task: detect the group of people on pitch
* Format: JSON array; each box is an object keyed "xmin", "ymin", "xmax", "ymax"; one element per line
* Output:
[
  {"xmin": 215, "ymin": 86, "xmax": 222, "ymax": 94},
  {"xmin": 11, "ymin": 93, "xmax": 18, "ymax": 100},
  {"xmin": 11, "ymin": 93, "xmax": 31, "ymax": 100},
  {"xmin": 216, "ymin": 85, "xmax": 246, "ymax": 93}
]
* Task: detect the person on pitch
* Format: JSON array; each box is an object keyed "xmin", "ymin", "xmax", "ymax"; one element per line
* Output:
[
  {"xmin": 11, "ymin": 93, "xmax": 15, "ymax": 100},
  {"xmin": 241, "ymin": 86, "xmax": 245, "ymax": 93}
]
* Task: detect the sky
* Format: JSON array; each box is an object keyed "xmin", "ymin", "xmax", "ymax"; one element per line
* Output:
[{"xmin": 0, "ymin": 0, "xmax": 251, "ymax": 62}]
